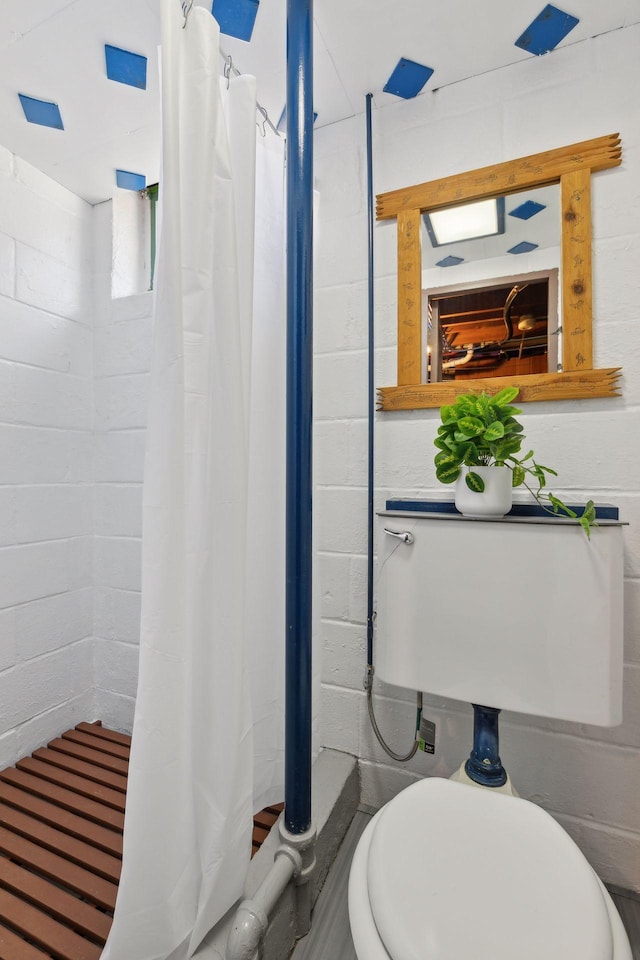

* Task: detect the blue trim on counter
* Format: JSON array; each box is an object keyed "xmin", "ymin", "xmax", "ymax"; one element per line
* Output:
[{"xmin": 385, "ymin": 499, "xmax": 620, "ymax": 521}]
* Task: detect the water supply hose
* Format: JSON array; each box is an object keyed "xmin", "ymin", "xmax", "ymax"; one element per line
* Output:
[{"xmin": 366, "ymin": 679, "xmax": 423, "ymax": 762}]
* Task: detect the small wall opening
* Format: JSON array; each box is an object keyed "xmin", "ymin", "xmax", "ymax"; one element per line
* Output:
[{"xmin": 111, "ymin": 189, "xmax": 153, "ymax": 299}]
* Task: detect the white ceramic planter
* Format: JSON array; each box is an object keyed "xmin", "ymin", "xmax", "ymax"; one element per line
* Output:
[{"xmin": 454, "ymin": 465, "xmax": 513, "ymax": 518}]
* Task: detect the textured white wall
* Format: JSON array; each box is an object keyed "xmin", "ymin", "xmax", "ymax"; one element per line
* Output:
[
  {"xmin": 0, "ymin": 166, "xmax": 149, "ymax": 756},
  {"xmin": 92, "ymin": 200, "xmax": 150, "ymax": 734},
  {"xmin": 111, "ymin": 191, "xmax": 152, "ymax": 300},
  {"xmin": 314, "ymin": 24, "xmax": 640, "ymax": 892},
  {"xmin": 0, "ymin": 146, "xmax": 94, "ymax": 768}
]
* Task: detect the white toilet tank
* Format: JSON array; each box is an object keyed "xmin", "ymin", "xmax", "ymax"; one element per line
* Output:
[{"xmin": 376, "ymin": 511, "xmax": 624, "ymax": 725}]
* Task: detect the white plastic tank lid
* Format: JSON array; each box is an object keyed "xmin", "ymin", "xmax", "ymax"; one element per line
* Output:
[{"xmin": 367, "ymin": 778, "xmax": 613, "ymax": 960}]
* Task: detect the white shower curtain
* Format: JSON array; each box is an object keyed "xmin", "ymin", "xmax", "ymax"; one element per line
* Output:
[{"xmin": 102, "ymin": 3, "xmax": 286, "ymax": 958}]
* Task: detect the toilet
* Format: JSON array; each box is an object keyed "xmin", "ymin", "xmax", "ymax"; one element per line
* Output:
[
  {"xmin": 349, "ymin": 778, "xmax": 632, "ymax": 960},
  {"xmin": 348, "ymin": 510, "xmax": 632, "ymax": 960}
]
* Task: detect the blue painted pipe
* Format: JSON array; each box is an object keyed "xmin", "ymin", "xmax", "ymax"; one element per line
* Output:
[
  {"xmin": 365, "ymin": 94, "xmax": 375, "ymax": 671},
  {"xmin": 284, "ymin": 0, "xmax": 314, "ymax": 835},
  {"xmin": 465, "ymin": 704, "xmax": 508, "ymax": 787}
]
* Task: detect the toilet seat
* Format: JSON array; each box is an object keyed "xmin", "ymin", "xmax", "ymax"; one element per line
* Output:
[{"xmin": 349, "ymin": 778, "xmax": 621, "ymax": 960}]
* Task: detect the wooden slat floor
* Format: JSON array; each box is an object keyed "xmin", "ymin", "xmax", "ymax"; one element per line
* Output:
[{"xmin": 0, "ymin": 722, "xmax": 283, "ymax": 960}]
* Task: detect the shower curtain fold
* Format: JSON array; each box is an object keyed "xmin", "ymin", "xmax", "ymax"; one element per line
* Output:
[{"xmin": 102, "ymin": 4, "xmax": 285, "ymax": 959}]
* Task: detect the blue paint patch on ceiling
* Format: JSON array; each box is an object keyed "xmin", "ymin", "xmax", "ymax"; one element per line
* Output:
[
  {"xmin": 277, "ymin": 105, "xmax": 318, "ymax": 133},
  {"xmin": 116, "ymin": 169, "xmax": 146, "ymax": 191},
  {"xmin": 18, "ymin": 94, "xmax": 63, "ymax": 129},
  {"xmin": 105, "ymin": 44, "xmax": 147, "ymax": 89},
  {"xmin": 383, "ymin": 58, "xmax": 434, "ymax": 99},
  {"xmin": 212, "ymin": 0, "xmax": 260, "ymax": 41},
  {"xmin": 515, "ymin": 5, "xmax": 579, "ymax": 56},
  {"xmin": 436, "ymin": 255, "xmax": 464, "ymax": 268},
  {"xmin": 509, "ymin": 200, "xmax": 546, "ymax": 220},
  {"xmin": 508, "ymin": 241, "xmax": 539, "ymax": 255}
]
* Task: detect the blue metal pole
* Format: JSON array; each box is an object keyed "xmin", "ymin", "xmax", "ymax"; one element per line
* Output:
[
  {"xmin": 365, "ymin": 94, "xmax": 375, "ymax": 672},
  {"xmin": 285, "ymin": 0, "xmax": 314, "ymax": 835}
]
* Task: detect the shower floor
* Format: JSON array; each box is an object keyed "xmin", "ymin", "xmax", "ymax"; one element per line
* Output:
[{"xmin": 0, "ymin": 722, "xmax": 283, "ymax": 960}]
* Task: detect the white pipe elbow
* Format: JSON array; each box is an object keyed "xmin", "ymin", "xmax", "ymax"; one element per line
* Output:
[
  {"xmin": 225, "ymin": 846, "xmax": 300, "ymax": 960},
  {"xmin": 225, "ymin": 899, "xmax": 268, "ymax": 960}
]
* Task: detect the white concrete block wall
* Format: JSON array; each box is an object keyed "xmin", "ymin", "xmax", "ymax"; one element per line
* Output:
[
  {"xmin": 0, "ymin": 146, "xmax": 94, "ymax": 768},
  {"xmin": 92, "ymin": 201, "xmax": 150, "ymax": 735},
  {"xmin": 314, "ymin": 24, "xmax": 640, "ymax": 892}
]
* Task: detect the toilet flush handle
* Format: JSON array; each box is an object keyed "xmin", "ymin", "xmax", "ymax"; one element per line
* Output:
[{"xmin": 383, "ymin": 528, "xmax": 414, "ymax": 545}]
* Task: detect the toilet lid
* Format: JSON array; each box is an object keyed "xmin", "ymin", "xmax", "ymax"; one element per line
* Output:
[{"xmin": 367, "ymin": 778, "xmax": 613, "ymax": 960}]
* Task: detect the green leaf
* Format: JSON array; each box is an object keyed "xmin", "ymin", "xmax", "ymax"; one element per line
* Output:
[
  {"xmin": 578, "ymin": 500, "xmax": 597, "ymax": 539},
  {"xmin": 465, "ymin": 471, "xmax": 485, "ymax": 492},
  {"xmin": 434, "ymin": 451, "xmax": 459, "ymax": 469},
  {"xmin": 436, "ymin": 462, "xmax": 461, "ymax": 484},
  {"xmin": 533, "ymin": 466, "xmax": 546, "ymax": 488},
  {"xmin": 496, "ymin": 404, "xmax": 523, "ymax": 419},
  {"xmin": 457, "ymin": 416, "xmax": 484, "ymax": 437},
  {"xmin": 483, "ymin": 421, "xmax": 505, "ymax": 442},
  {"xmin": 548, "ymin": 494, "xmax": 576, "ymax": 518},
  {"xmin": 461, "ymin": 441, "xmax": 480, "ymax": 465},
  {"xmin": 490, "ymin": 386, "xmax": 519, "ymax": 406},
  {"xmin": 579, "ymin": 515, "xmax": 593, "ymax": 539},
  {"xmin": 511, "ymin": 465, "xmax": 525, "ymax": 487},
  {"xmin": 476, "ymin": 393, "xmax": 491, "ymax": 418},
  {"xmin": 493, "ymin": 437, "xmax": 523, "ymax": 461},
  {"xmin": 440, "ymin": 404, "xmax": 457, "ymax": 424},
  {"xmin": 504, "ymin": 435, "xmax": 523, "ymax": 451},
  {"xmin": 504, "ymin": 421, "xmax": 524, "ymax": 434}
]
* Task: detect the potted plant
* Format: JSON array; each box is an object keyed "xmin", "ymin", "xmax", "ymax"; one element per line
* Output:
[{"xmin": 433, "ymin": 386, "xmax": 596, "ymax": 536}]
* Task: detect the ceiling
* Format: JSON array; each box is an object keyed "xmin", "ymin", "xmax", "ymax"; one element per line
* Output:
[{"xmin": 1, "ymin": 0, "xmax": 639, "ymax": 204}]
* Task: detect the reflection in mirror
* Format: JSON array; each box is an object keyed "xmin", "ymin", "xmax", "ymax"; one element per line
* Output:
[
  {"xmin": 422, "ymin": 184, "xmax": 560, "ymax": 383},
  {"xmin": 426, "ymin": 270, "xmax": 559, "ymax": 383},
  {"xmin": 421, "ymin": 183, "xmax": 559, "ymax": 271}
]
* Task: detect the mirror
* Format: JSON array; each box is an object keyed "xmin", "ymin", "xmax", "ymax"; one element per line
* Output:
[
  {"xmin": 422, "ymin": 183, "xmax": 560, "ymax": 384},
  {"xmin": 376, "ymin": 134, "xmax": 622, "ymax": 409}
]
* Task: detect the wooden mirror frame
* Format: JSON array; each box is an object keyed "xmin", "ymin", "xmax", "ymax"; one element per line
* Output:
[{"xmin": 377, "ymin": 134, "xmax": 622, "ymax": 410}]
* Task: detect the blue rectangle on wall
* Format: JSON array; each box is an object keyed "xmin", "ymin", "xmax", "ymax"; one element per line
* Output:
[
  {"xmin": 212, "ymin": 0, "xmax": 260, "ymax": 41},
  {"xmin": 515, "ymin": 4, "xmax": 579, "ymax": 56},
  {"xmin": 116, "ymin": 169, "xmax": 146, "ymax": 191},
  {"xmin": 19, "ymin": 94, "xmax": 64, "ymax": 129},
  {"xmin": 383, "ymin": 58, "xmax": 434, "ymax": 99},
  {"xmin": 105, "ymin": 45, "xmax": 148, "ymax": 89}
]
